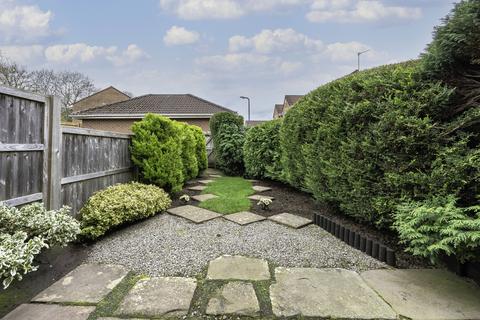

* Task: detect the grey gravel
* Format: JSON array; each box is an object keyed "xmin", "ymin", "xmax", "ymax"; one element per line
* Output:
[{"xmin": 85, "ymin": 214, "xmax": 386, "ymax": 277}]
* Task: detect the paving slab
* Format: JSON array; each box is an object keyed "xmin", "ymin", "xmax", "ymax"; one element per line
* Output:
[
  {"xmin": 32, "ymin": 264, "xmax": 128, "ymax": 304},
  {"xmin": 361, "ymin": 269, "xmax": 480, "ymax": 320},
  {"xmin": 207, "ymin": 255, "xmax": 270, "ymax": 281},
  {"xmin": 270, "ymin": 267, "xmax": 397, "ymax": 319},
  {"xmin": 191, "ymin": 193, "xmax": 219, "ymax": 202},
  {"xmin": 268, "ymin": 213, "xmax": 311, "ymax": 229},
  {"xmin": 3, "ymin": 304, "xmax": 95, "ymax": 320},
  {"xmin": 115, "ymin": 277, "xmax": 197, "ymax": 318},
  {"xmin": 248, "ymin": 194, "xmax": 274, "ymax": 201},
  {"xmin": 252, "ymin": 185, "xmax": 272, "ymax": 192},
  {"xmin": 223, "ymin": 211, "xmax": 266, "ymax": 225},
  {"xmin": 198, "ymin": 179, "xmax": 214, "ymax": 184},
  {"xmin": 188, "ymin": 185, "xmax": 207, "ymax": 191},
  {"xmin": 206, "ymin": 282, "xmax": 260, "ymax": 316},
  {"xmin": 247, "ymin": 179, "xmax": 259, "ymax": 183},
  {"xmin": 209, "ymin": 174, "xmax": 223, "ymax": 178},
  {"xmin": 167, "ymin": 205, "xmax": 221, "ymax": 223}
]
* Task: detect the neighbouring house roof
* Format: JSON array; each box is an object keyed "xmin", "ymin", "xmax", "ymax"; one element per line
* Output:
[
  {"xmin": 284, "ymin": 95, "xmax": 303, "ymax": 106},
  {"xmin": 72, "ymin": 94, "xmax": 235, "ymax": 119},
  {"xmin": 246, "ymin": 120, "xmax": 266, "ymax": 127},
  {"xmin": 73, "ymin": 86, "xmax": 130, "ymax": 107},
  {"xmin": 274, "ymin": 104, "xmax": 284, "ymax": 114}
]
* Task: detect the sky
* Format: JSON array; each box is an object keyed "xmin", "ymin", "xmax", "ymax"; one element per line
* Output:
[{"xmin": 0, "ymin": 0, "xmax": 455, "ymax": 120}]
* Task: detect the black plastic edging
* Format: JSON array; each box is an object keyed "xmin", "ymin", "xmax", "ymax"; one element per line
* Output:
[{"xmin": 313, "ymin": 212, "xmax": 396, "ymax": 267}]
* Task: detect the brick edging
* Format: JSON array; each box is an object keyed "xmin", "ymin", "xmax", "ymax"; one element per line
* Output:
[{"xmin": 313, "ymin": 213, "xmax": 396, "ymax": 267}]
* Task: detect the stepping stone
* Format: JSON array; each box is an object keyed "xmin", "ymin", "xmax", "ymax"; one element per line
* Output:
[
  {"xmin": 207, "ymin": 255, "xmax": 270, "ymax": 281},
  {"xmin": 188, "ymin": 185, "xmax": 207, "ymax": 191},
  {"xmin": 206, "ymin": 282, "xmax": 260, "ymax": 316},
  {"xmin": 191, "ymin": 193, "xmax": 218, "ymax": 202},
  {"xmin": 248, "ymin": 194, "xmax": 274, "ymax": 201},
  {"xmin": 224, "ymin": 211, "xmax": 266, "ymax": 225},
  {"xmin": 32, "ymin": 264, "xmax": 128, "ymax": 304},
  {"xmin": 270, "ymin": 267, "xmax": 396, "ymax": 319},
  {"xmin": 252, "ymin": 185, "xmax": 272, "ymax": 192},
  {"xmin": 268, "ymin": 213, "xmax": 311, "ymax": 229},
  {"xmin": 209, "ymin": 174, "xmax": 222, "ymax": 178},
  {"xmin": 199, "ymin": 179, "xmax": 214, "ymax": 184},
  {"xmin": 247, "ymin": 179, "xmax": 259, "ymax": 183},
  {"xmin": 3, "ymin": 304, "xmax": 95, "ymax": 320},
  {"xmin": 167, "ymin": 205, "xmax": 221, "ymax": 223},
  {"xmin": 116, "ymin": 277, "xmax": 197, "ymax": 318},
  {"xmin": 361, "ymin": 269, "xmax": 480, "ymax": 320}
]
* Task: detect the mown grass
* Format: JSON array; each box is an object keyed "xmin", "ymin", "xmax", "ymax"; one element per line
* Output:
[{"xmin": 199, "ymin": 177, "xmax": 254, "ymax": 214}]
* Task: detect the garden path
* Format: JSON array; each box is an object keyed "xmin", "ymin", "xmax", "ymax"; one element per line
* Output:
[{"xmin": 5, "ymin": 255, "xmax": 480, "ymax": 320}]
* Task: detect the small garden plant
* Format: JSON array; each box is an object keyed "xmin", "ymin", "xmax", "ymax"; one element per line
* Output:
[
  {"xmin": 257, "ymin": 198, "xmax": 273, "ymax": 211},
  {"xmin": 79, "ymin": 182, "xmax": 171, "ymax": 240},
  {"xmin": 0, "ymin": 202, "xmax": 80, "ymax": 288},
  {"xmin": 199, "ymin": 177, "xmax": 254, "ymax": 214}
]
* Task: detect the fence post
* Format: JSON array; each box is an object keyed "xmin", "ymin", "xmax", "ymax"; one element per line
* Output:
[{"xmin": 44, "ymin": 95, "xmax": 62, "ymax": 210}]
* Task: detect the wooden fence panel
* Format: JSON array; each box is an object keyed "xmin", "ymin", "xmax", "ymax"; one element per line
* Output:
[
  {"xmin": 60, "ymin": 127, "xmax": 133, "ymax": 216},
  {"xmin": 0, "ymin": 87, "xmax": 47, "ymax": 206}
]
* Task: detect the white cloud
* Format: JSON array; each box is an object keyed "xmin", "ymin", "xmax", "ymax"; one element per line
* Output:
[
  {"xmin": 107, "ymin": 44, "xmax": 150, "ymax": 66},
  {"xmin": 307, "ymin": 0, "xmax": 422, "ymax": 23},
  {"xmin": 159, "ymin": 0, "xmax": 305, "ymax": 20},
  {"xmin": 163, "ymin": 26, "xmax": 200, "ymax": 46},
  {"xmin": 44, "ymin": 43, "xmax": 148, "ymax": 65},
  {"xmin": 0, "ymin": 1, "xmax": 52, "ymax": 41},
  {"xmin": 0, "ymin": 44, "xmax": 44, "ymax": 63},
  {"xmin": 229, "ymin": 28, "xmax": 323, "ymax": 53}
]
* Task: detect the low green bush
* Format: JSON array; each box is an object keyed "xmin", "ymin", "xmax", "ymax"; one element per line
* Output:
[
  {"xmin": 191, "ymin": 125, "xmax": 208, "ymax": 172},
  {"xmin": 0, "ymin": 202, "xmax": 80, "ymax": 288},
  {"xmin": 394, "ymin": 196, "xmax": 480, "ymax": 263},
  {"xmin": 79, "ymin": 182, "xmax": 171, "ymax": 240},
  {"xmin": 244, "ymin": 119, "xmax": 282, "ymax": 180},
  {"xmin": 215, "ymin": 123, "xmax": 245, "ymax": 176}
]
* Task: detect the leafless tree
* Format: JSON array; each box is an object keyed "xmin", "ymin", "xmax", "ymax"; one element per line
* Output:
[{"xmin": 0, "ymin": 53, "xmax": 97, "ymax": 119}]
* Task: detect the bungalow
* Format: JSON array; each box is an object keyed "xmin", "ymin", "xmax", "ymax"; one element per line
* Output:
[
  {"xmin": 71, "ymin": 93, "xmax": 235, "ymax": 134},
  {"xmin": 273, "ymin": 95, "xmax": 303, "ymax": 119}
]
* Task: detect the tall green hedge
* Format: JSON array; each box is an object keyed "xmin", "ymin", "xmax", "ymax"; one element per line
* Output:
[
  {"xmin": 244, "ymin": 119, "xmax": 282, "ymax": 180},
  {"xmin": 210, "ymin": 112, "xmax": 245, "ymax": 175},
  {"xmin": 281, "ymin": 61, "xmax": 458, "ymax": 227},
  {"xmin": 131, "ymin": 114, "xmax": 206, "ymax": 192},
  {"xmin": 191, "ymin": 125, "xmax": 208, "ymax": 172}
]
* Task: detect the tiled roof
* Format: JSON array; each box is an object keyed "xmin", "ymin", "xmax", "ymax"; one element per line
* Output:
[
  {"xmin": 285, "ymin": 95, "xmax": 303, "ymax": 106},
  {"xmin": 73, "ymin": 94, "xmax": 234, "ymax": 117},
  {"xmin": 72, "ymin": 86, "xmax": 129, "ymax": 106}
]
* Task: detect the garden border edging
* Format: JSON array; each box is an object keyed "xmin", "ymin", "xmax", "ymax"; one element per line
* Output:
[{"xmin": 313, "ymin": 213, "xmax": 396, "ymax": 266}]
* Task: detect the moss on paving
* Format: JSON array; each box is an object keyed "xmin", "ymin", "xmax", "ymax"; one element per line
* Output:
[
  {"xmin": 199, "ymin": 177, "xmax": 255, "ymax": 214},
  {"xmin": 87, "ymin": 272, "xmax": 143, "ymax": 320}
]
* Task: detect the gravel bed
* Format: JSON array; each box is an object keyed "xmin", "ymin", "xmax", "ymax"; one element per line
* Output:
[{"xmin": 85, "ymin": 213, "xmax": 387, "ymax": 276}]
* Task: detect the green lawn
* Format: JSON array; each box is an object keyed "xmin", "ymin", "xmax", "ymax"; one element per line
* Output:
[{"xmin": 198, "ymin": 176, "xmax": 254, "ymax": 214}]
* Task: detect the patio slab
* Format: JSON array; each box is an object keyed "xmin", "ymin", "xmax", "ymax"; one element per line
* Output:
[
  {"xmin": 3, "ymin": 304, "xmax": 95, "ymax": 320},
  {"xmin": 361, "ymin": 269, "xmax": 480, "ymax": 320},
  {"xmin": 198, "ymin": 179, "xmax": 214, "ymax": 184},
  {"xmin": 207, "ymin": 255, "xmax": 270, "ymax": 281},
  {"xmin": 252, "ymin": 185, "xmax": 272, "ymax": 192},
  {"xmin": 268, "ymin": 213, "xmax": 311, "ymax": 229},
  {"xmin": 32, "ymin": 264, "xmax": 128, "ymax": 304},
  {"xmin": 209, "ymin": 174, "xmax": 223, "ymax": 178},
  {"xmin": 188, "ymin": 185, "xmax": 207, "ymax": 191},
  {"xmin": 223, "ymin": 211, "xmax": 266, "ymax": 225},
  {"xmin": 191, "ymin": 193, "xmax": 218, "ymax": 202},
  {"xmin": 270, "ymin": 267, "xmax": 396, "ymax": 319},
  {"xmin": 167, "ymin": 205, "xmax": 221, "ymax": 223},
  {"xmin": 206, "ymin": 282, "xmax": 260, "ymax": 316},
  {"xmin": 248, "ymin": 194, "xmax": 274, "ymax": 201},
  {"xmin": 115, "ymin": 277, "xmax": 197, "ymax": 318}
]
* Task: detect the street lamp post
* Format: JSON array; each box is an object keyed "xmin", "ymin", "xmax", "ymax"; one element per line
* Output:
[
  {"xmin": 240, "ymin": 96, "xmax": 250, "ymax": 122},
  {"xmin": 357, "ymin": 49, "xmax": 370, "ymax": 71}
]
